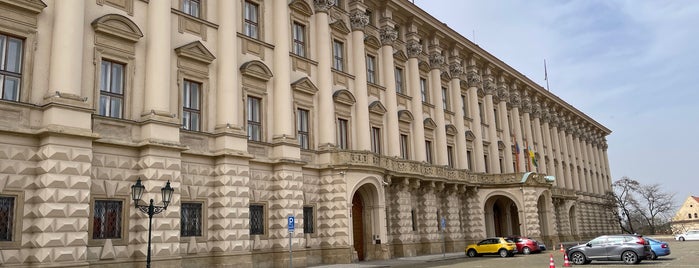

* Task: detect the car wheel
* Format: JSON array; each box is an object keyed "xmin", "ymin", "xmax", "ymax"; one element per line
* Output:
[
  {"xmin": 570, "ymin": 252, "xmax": 587, "ymax": 265},
  {"xmin": 622, "ymin": 250, "xmax": 638, "ymax": 264},
  {"xmin": 679, "ymin": 237, "xmax": 685, "ymax": 241},
  {"xmin": 467, "ymin": 249, "xmax": 478, "ymax": 257},
  {"xmin": 522, "ymin": 246, "xmax": 531, "ymax": 254},
  {"xmin": 650, "ymin": 250, "xmax": 657, "ymax": 260},
  {"xmin": 499, "ymin": 249, "xmax": 508, "ymax": 258}
]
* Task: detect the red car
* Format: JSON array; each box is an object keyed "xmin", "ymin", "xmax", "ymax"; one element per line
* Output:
[{"xmin": 506, "ymin": 236, "xmax": 542, "ymax": 254}]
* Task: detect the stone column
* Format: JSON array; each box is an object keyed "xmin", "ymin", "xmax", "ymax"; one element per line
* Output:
[
  {"xmin": 589, "ymin": 137, "xmax": 602, "ymax": 195},
  {"xmin": 550, "ymin": 114, "xmax": 566, "ymax": 189},
  {"xmin": 271, "ymin": 0, "xmax": 297, "ymax": 158},
  {"xmin": 542, "ymin": 108, "xmax": 555, "ymax": 177},
  {"xmin": 601, "ymin": 141, "xmax": 612, "ymax": 192},
  {"xmin": 48, "ymin": 0, "xmax": 85, "ymax": 97},
  {"xmin": 466, "ymin": 60, "xmax": 485, "ymax": 172},
  {"xmin": 521, "ymin": 94, "xmax": 535, "ymax": 172},
  {"xmin": 379, "ymin": 24, "xmax": 400, "ymax": 156},
  {"xmin": 447, "ymin": 53, "xmax": 468, "ymax": 169},
  {"xmin": 581, "ymin": 135, "xmax": 594, "ymax": 194},
  {"xmin": 428, "ymin": 44, "xmax": 447, "ymax": 165},
  {"xmin": 143, "ymin": 0, "xmax": 172, "ymax": 118},
  {"xmin": 350, "ymin": 7, "xmax": 371, "ymax": 151},
  {"xmin": 315, "ymin": 1, "xmax": 336, "ymax": 149},
  {"xmin": 572, "ymin": 130, "xmax": 587, "ymax": 193},
  {"xmin": 497, "ymin": 79, "xmax": 513, "ymax": 173},
  {"xmin": 510, "ymin": 86, "xmax": 526, "ymax": 172},
  {"xmin": 532, "ymin": 101, "xmax": 547, "ymax": 174},
  {"xmin": 566, "ymin": 126, "xmax": 581, "ymax": 191},
  {"xmin": 214, "ymin": 0, "xmax": 247, "ymax": 152},
  {"xmin": 561, "ymin": 124, "xmax": 575, "ymax": 190},
  {"xmin": 483, "ymin": 72, "xmax": 500, "ymax": 173},
  {"xmin": 406, "ymin": 36, "xmax": 427, "ymax": 162}
]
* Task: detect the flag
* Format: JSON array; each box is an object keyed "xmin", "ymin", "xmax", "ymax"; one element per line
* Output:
[
  {"xmin": 528, "ymin": 147, "xmax": 538, "ymax": 168},
  {"xmin": 515, "ymin": 141, "xmax": 520, "ymax": 153}
]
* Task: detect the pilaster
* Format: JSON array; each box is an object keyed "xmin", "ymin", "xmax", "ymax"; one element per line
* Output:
[
  {"xmin": 448, "ymin": 53, "xmax": 467, "ymax": 169},
  {"xmin": 379, "ymin": 21, "xmax": 400, "ymax": 157},
  {"xmin": 427, "ymin": 42, "xmax": 447, "ymax": 165},
  {"xmin": 417, "ymin": 182, "xmax": 439, "ymax": 254},
  {"xmin": 349, "ymin": 5, "xmax": 371, "ymax": 151},
  {"xmin": 406, "ymin": 34, "xmax": 426, "ymax": 162},
  {"xmin": 497, "ymin": 78, "xmax": 513, "ymax": 173},
  {"xmin": 510, "ymin": 86, "xmax": 526, "ymax": 172},
  {"xmin": 482, "ymin": 70, "xmax": 499, "ymax": 173},
  {"xmin": 208, "ymin": 156, "xmax": 251, "ymax": 255},
  {"xmin": 314, "ymin": 1, "xmax": 336, "ymax": 150},
  {"xmin": 466, "ymin": 59, "xmax": 485, "ymax": 172}
]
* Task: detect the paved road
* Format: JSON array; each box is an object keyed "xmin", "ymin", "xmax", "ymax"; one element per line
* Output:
[{"xmin": 315, "ymin": 237, "xmax": 699, "ymax": 268}]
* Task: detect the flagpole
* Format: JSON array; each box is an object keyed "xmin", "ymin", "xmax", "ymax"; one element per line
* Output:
[{"xmin": 544, "ymin": 59, "xmax": 550, "ymax": 91}]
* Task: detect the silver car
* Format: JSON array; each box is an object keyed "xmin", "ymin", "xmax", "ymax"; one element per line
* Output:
[
  {"xmin": 566, "ymin": 235, "xmax": 651, "ymax": 265},
  {"xmin": 675, "ymin": 230, "xmax": 699, "ymax": 241}
]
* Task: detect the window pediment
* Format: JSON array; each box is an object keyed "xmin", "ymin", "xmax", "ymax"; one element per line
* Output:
[
  {"xmin": 0, "ymin": 0, "xmax": 46, "ymax": 15},
  {"xmin": 92, "ymin": 14, "xmax": 143, "ymax": 43},
  {"xmin": 289, "ymin": 0, "xmax": 313, "ymax": 17},
  {"xmin": 418, "ymin": 61, "xmax": 431, "ymax": 72},
  {"xmin": 465, "ymin": 130, "xmax": 476, "ymax": 141},
  {"xmin": 498, "ymin": 141, "xmax": 505, "ymax": 150},
  {"xmin": 330, "ymin": 20, "xmax": 350, "ymax": 35},
  {"xmin": 291, "ymin": 77, "xmax": 318, "ymax": 96},
  {"xmin": 445, "ymin": 124, "xmax": 457, "ymax": 136},
  {"xmin": 240, "ymin": 60, "xmax": 273, "ymax": 81},
  {"xmin": 175, "ymin": 41, "xmax": 215, "ymax": 65},
  {"xmin": 393, "ymin": 50, "xmax": 408, "ymax": 62},
  {"xmin": 369, "ymin": 101, "xmax": 387, "ymax": 115},
  {"xmin": 423, "ymin": 118, "xmax": 437, "ymax": 130},
  {"xmin": 364, "ymin": 34, "xmax": 381, "ymax": 50},
  {"xmin": 333, "ymin": 89, "xmax": 356, "ymax": 106},
  {"xmin": 398, "ymin": 110, "xmax": 414, "ymax": 123}
]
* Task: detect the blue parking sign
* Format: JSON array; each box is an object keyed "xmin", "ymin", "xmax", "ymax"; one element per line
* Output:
[
  {"xmin": 288, "ymin": 216, "xmax": 295, "ymax": 232},
  {"xmin": 441, "ymin": 217, "xmax": 446, "ymax": 229}
]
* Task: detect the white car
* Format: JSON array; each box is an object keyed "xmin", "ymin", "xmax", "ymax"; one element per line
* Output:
[{"xmin": 675, "ymin": 230, "xmax": 699, "ymax": 241}]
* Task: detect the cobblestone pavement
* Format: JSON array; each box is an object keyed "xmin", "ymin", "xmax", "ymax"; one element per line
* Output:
[{"xmin": 312, "ymin": 237, "xmax": 699, "ymax": 268}]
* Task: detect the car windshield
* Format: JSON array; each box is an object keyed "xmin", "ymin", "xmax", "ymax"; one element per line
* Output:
[{"xmin": 505, "ymin": 238, "xmax": 514, "ymax": 243}]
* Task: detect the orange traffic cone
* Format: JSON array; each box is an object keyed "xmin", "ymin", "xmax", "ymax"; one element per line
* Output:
[
  {"xmin": 563, "ymin": 252, "xmax": 571, "ymax": 267},
  {"xmin": 549, "ymin": 254, "xmax": 556, "ymax": 268},
  {"xmin": 559, "ymin": 243, "xmax": 564, "ymax": 252}
]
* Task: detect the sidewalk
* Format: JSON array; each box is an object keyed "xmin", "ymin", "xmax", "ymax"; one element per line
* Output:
[{"xmin": 309, "ymin": 252, "xmax": 465, "ymax": 268}]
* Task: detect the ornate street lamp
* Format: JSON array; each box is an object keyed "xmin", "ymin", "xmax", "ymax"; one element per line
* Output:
[{"xmin": 131, "ymin": 177, "xmax": 175, "ymax": 268}]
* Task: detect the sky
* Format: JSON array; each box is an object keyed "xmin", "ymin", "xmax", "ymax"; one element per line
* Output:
[{"xmin": 417, "ymin": 0, "xmax": 699, "ymax": 208}]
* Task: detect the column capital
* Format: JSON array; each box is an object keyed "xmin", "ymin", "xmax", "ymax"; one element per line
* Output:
[
  {"xmin": 509, "ymin": 88, "xmax": 521, "ymax": 109},
  {"xmin": 482, "ymin": 74, "xmax": 496, "ymax": 96},
  {"xmin": 521, "ymin": 94, "xmax": 532, "ymax": 114},
  {"xmin": 406, "ymin": 39, "xmax": 422, "ymax": 58},
  {"xmin": 313, "ymin": 0, "xmax": 335, "ymax": 13},
  {"xmin": 448, "ymin": 61, "xmax": 463, "ymax": 77},
  {"xmin": 466, "ymin": 67, "xmax": 481, "ymax": 87},
  {"xmin": 349, "ymin": 9, "xmax": 369, "ymax": 31},
  {"xmin": 496, "ymin": 81, "xmax": 509, "ymax": 103},
  {"xmin": 531, "ymin": 102, "xmax": 541, "ymax": 118},
  {"xmin": 379, "ymin": 26, "xmax": 398, "ymax": 46},
  {"xmin": 428, "ymin": 51, "xmax": 444, "ymax": 70}
]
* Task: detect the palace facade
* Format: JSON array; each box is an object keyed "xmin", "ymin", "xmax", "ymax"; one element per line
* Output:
[{"xmin": 0, "ymin": 0, "xmax": 618, "ymax": 267}]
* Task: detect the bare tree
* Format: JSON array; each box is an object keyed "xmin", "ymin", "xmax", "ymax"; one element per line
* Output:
[
  {"xmin": 611, "ymin": 177, "xmax": 640, "ymax": 234},
  {"xmin": 632, "ymin": 184, "xmax": 675, "ymax": 235}
]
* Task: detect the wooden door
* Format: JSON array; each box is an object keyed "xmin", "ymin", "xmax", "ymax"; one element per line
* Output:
[{"xmin": 352, "ymin": 194, "xmax": 365, "ymax": 261}]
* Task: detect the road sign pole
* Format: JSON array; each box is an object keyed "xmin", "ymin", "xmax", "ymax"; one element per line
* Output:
[
  {"xmin": 288, "ymin": 216, "xmax": 295, "ymax": 268},
  {"xmin": 441, "ymin": 217, "xmax": 446, "ymax": 258}
]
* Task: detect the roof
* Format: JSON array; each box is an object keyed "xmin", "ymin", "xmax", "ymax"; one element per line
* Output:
[{"xmin": 693, "ymin": 196, "xmax": 699, "ymax": 203}]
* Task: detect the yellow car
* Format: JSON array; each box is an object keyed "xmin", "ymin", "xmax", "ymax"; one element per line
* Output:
[{"xmin": 465, "ymin": 237, "xmax": 518, "ymax": 257}]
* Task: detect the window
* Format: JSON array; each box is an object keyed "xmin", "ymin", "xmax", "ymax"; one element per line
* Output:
[
  {"xmin": 461, "ymin": 95, "xmax": 468, "ymax": 116},
  {"xmin": 243, "ymin": 1, "xmax": 259, "ymax": 38},
  {"xmin": 292, "ymin": 22, "xmax": 306, "ymax": 57},
  {"xmin": 247, "ymin": 96, "xmax": 262, "ymax": 141},
  {"xmin": 441, "ymin": 86, "xmax": 448, "ymax": 110},
  {"xmin": 337, "ymin": 118, "xmax": 348, "ymax": 149},
  {"xmin": 494, "ymin": 108, "xmax": 500, "ymax": 128},
  {"xmin": 182, "ymin": 80, "xmax": 201, "ymax": 131},
  {"xmin": 99, "ymin": 60, "xmax": 125, "ymax": 118},
  {"xmin": 181, "ymin": 202, "xmax": 202, "ymax": 237},
  {"xmin": 478, "ymin": 102, "xmax": 485, "ymax": 122},
  {"xmin": 297, "ymin": 108, "xmax": 310, "ymax": 149},
  {"xmin": 425, "ymin": 140, "xmax": 433, "ymax": 164},
  {"xmin": 447, "ymin": 145, "xmax": 454, "ymax": 168},
  {"xmin": 0, "ymin": 196, "xmax": 14, "ymax": 241},
  {"xmin": 484, "ymin": 155, "xmax": 489, "ymax": 173},
  {"xmin": 250, "ymin": 204, "xmax": 264, "ymax": 235},
  {"xmin": 400, "ymin": 134, "xmax": 409, "ymax": 159},
  {"xmin": 182, "ymin": 0, "xmax": 201, "ymax": 17},
  {"xmin": 93, "ymin": 200, "xmax": 122, "ymax": 239},
  {"xmin": 420, "ymin": 78, "xmax": 428, "ymax": 102},
  {"xmin": 371, "ymin": 127, "xmax": 381, "ymax": 154},
  {"xmin": 303, "ymin": 206, "xmax": 314, "ymax": 234},
  {"xmin": 366, "ymin": 55, "xmax": 376, "ymax": 84},
  {"xmin": 411, "ymin": 209, "xmax": 417, "ymax": 231},
  {"xmin": 0, "ymin": 34, "xmax": 23, "ymax": 101},
  {"xmin": 395, "ymin": 67, "xmax": 404, "ymax": 94},
  {"xmin": 332, "ymin": 40, "xmax": 344, "ymax": 71},
  {"xmin": 467, "ymin": 150, "xmax": 472, "ymax": 170}
]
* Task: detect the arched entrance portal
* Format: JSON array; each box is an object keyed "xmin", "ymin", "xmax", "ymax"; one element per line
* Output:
[
  {"xmin": 569, "ymin": 205, "xmax": 578, "ymax": 237},
  {"xmin": 485, "ymin": 195, "xmax": 521, "ymax": 237},
  {"xmin": 351, "ymin": 194, "xmax": 365, "ymax": 260},
  {"xmin": 537, "ymin": 195, "xmax": 550, "ymax": 238},
  {"xmin": 350, "ymin": 182, "xmax": 382, "ymax": 261}
]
